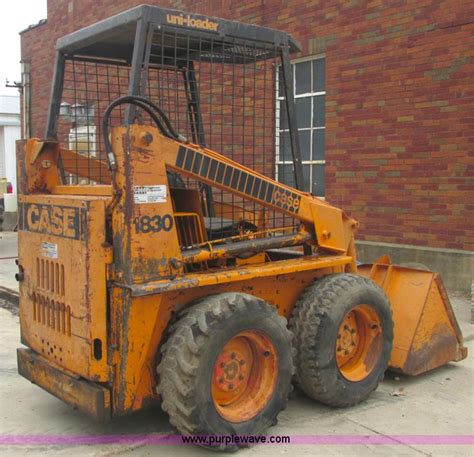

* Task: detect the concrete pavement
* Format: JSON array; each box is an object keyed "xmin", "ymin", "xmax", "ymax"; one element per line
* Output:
[
  {"xmin": 0, "ymin": 231, "xmax": 18, "ymax": 292},
  {"xmin": 0, "ymin": 305, "xmax": 472, "ymax": 456},
  {"xmin": 0, "ymin": 231, "xmax": 473, "ymax": 456}
]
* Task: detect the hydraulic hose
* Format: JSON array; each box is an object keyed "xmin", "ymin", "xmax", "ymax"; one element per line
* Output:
[{"xmin": 102, "ymin": 95, "xmax": 181, "ymax": 171}]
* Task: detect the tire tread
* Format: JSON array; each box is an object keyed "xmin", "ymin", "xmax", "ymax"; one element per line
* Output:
[
  {"xmin": 157, "ymin": 292, "xmax": 293, "ymax": 447},
  {"xmin": 290, "ymin": 274, "xmax": 393, "ymax": 407}
]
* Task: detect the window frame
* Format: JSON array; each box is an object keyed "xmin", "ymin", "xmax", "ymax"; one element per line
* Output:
[{"xmin": 276, "ymin": 54, "xmax": 326, "ymax": 197}]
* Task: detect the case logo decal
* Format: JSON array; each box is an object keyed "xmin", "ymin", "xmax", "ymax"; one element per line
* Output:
[{"xmin": 19, "ymin": 203, "xmax": 84, "ymax": 240}]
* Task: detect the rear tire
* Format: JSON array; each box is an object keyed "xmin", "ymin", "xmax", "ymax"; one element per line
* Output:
[
  {"xmin": 157, "ymin": 292, "xmax": 294, "ymax": 449},
  {"xmin": 290, "ymin": 274, "xmax": 393, "ymax": 407}
]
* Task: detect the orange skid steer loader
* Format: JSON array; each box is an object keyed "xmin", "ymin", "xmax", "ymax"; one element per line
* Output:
[{"xmin": 15, "ymin": 5, "xmax": 466, "ymax": 448}]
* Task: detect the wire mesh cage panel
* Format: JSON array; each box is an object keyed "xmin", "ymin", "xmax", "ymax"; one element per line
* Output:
[
  {"xmin": 147, "ymin": 26, "xmax": 295, "ymax": 235},
  {"xmin": 58, "ymin": 58, "xmax": 130, "ymax": 184},
  {"xmin": 55, "ymin": 21, "xmax": 298, "ymax": 240}
]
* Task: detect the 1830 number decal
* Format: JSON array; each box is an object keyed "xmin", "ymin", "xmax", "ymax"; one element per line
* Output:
[{"xmin": 133, "ymin": 214, "xmax": 174, "ymax": 234}]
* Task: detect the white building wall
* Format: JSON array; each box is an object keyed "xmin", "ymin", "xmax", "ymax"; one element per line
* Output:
[
  {"xmin": 0, "ymin": 127, "xmax": 4, "ymax": 179},
  {"xmin": 2, "ymin": 124, "xmax": 20, "ymax": 192},
  {"xmin": 0, "ymin": 96, "xmax": 21, "ymax": 194}
]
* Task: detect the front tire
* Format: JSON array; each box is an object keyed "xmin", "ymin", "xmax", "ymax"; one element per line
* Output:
[
  {"xmin": 157, "ymin": 292, "xmax": 294, "ymax": 449},
  {"xmin": 290, "ymin": 274, "xmax": 393, "ymax": 407}
]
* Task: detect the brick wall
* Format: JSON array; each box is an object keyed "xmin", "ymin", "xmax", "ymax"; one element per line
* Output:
[{"xmin": 21, "ymin": 0, "xmax": 474, "ymax": 251}]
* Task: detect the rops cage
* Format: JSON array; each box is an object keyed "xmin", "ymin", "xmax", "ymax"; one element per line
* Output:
[{"xmin": 46, "ymin": 4, "xmax": 305, "ymax": 241}]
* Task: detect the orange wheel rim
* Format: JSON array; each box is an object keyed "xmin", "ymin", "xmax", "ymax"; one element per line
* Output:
[
  {"xmin": 211, "ymin": 330, "xmax": 278, "ymax": 423},
  {"xmin": 336, "ymin": 305, "xmax": 383, "ymax": 382}
]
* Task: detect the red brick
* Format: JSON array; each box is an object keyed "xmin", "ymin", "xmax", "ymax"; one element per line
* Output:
[{"xmin": 20, "ymin": 0, "xmax": 474, "ymax": 251}]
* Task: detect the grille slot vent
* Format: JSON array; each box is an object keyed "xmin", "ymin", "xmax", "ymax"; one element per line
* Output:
[
  {"xmin": 32, "ymin": 293, "xmax": 71, "ymax": 335},
  {"xmin": 36, "ymin": 258, "xmax": 65, "ymax": 296}
]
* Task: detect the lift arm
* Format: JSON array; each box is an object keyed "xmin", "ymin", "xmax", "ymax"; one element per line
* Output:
[
  {"xmin": 104, "ymin": 120, "xmax": 359, "ymax": 263},
  {"xmin": 21, "ymin": 125, "xmax": 358, "ymax": 262},
  {"xmin": 166, "ymin": 139, "xmax": 358, "ymax": 254}
]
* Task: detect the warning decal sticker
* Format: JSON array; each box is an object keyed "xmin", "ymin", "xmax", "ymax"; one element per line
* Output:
[
  {"xmin": 41, "ymin": 242, "xmax": 58, "ymax": 259},
  {"xmin": 133, "ymin": 185, "xmax": 167, "ymax": 204}
]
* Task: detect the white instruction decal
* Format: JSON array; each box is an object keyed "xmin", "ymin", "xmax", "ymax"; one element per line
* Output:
[
  {"xmin": 133, "ymin": 185, "xmax": 167, "ymax": 204},
  {"xmin": 41, "ymin": 242, "xmax": 58, "ymax": 259}
]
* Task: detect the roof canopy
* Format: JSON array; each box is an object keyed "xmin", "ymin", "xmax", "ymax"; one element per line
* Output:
[{"xmin": 56, "ymin": 4, "xmax": 301, "ymax": 65}]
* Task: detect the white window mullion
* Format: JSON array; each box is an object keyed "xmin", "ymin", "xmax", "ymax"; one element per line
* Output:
[{"xmin": 276, "ymin": 56, "xmax": 326, "ymax": 197}]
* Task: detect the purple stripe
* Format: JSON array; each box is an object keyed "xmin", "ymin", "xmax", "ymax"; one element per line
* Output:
[
  {"xmin": 0, "ymin": 435, "xmax": 473, "ymax": 446},
  {"xmin": 292, "ymin": 435, "xmax": 474, "ymax": 445}
]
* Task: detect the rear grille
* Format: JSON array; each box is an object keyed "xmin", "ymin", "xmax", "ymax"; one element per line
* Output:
[
  {"xmin": 36, "ymin": 258, "xmax": 65, "ymax": 297},
  {"xmin": 32, "ymin": 258, "xmax": 69, "ymax": 334},
  {"xmin": 31, "ymin": 292, "xmax": 71, "ymax": 335}
]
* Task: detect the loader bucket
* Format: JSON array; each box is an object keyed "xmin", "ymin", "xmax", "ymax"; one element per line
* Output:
[{"xmin": 359, "ymin": 257, "xmax": 467, "ymax": 376}]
